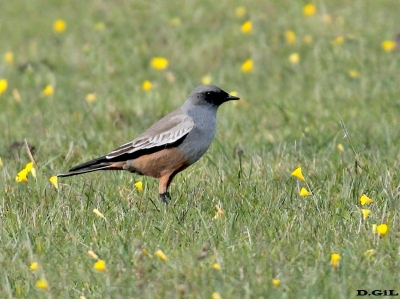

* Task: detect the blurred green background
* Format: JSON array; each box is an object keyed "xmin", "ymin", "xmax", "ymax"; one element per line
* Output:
[{"xmin": 1, "ymin": 1, "xmax": 400, "ymax": 298}]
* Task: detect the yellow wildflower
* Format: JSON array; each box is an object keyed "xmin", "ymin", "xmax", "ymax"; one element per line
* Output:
[
  {"xmin": 36, "ymin": 279, "xmax": 48, "ymax": 290},
  {"xmin": 212, "ymin": 263, "xmax": 221, "ymax": 270},
  {"xmin": 363, "ymin": 249, "xmax": 376, "ymax": 258},
  {"xmin": 349, "ymin": 70, "xmax": 359, "ymax": 78},
  {"xmin": 49, "ymin": 176, "xmax": 58, "ymax": 189},
  {"xmin": 213, "ymin": 204, "xmax": 224, "ymax": 220},
  {"xmin": 303, "ymin": 4, "xmax": 316, "ymax": 16},
  {"xmin": 361, "ymin": 209, "xmax": 370, "ymax": 220},
  {"xmin": 93, "ymin": 208, "xmax": 105, "ymax": 219},
  {"xmin": 21, "ymin": 162, "xmax": 36, "ymax": 178},
  {"xmin": 241, "ymin": 59, "xmax": 253, "ymax": 72},
  {"xmin": 235, "ymin": 6, "xmax": 246, "ymax": 18},
  {"xmin": 332, "ymin": 36, "xmax": 344, "ymax": 46},
  {"xmin": 53, "ymin": 19, "xmax": 66, "ymax": 33},
  {"xmin": 331, "ymin": 253, "xmax": 340, "ymax": 268},
  {"xmin": 376, "ymin": 224, "xmax": 388, "ymax": 237},
  {"xmin": 170, "ymin": 18, "xmax": 181, "ymax": 26},
  {"xmin": 93, "ymin": 259, "xmax": 106, "ymax": 272},
  {"xmin": 241, "ymin": 21, "xmax": 252, "ymax": 34},
  {"xmin": 291, "ymin": 167, "xmax": 305, "ymax": 181},
  {"xmin": 4, "ymin": 52, "xmax": 13, "ymax": 64},
  {"xmin": 360, "ymin": 194, "xmax": 373, "ymax": 205},
  {"xmin": 155, "ymin": 250, "xmax": 168, "ymax": 261},
  {"xmin": 94, "ymin": 22, "xmax": 105, "ymax": 31},
  {"xmin": 16, "ymin": 163, "xmax": 34, "ymax": 179},
  {"xmin": 230, "ymin": 91, "xmax": 249, "ymax": 108},
  {"xmin": 285, "ymin": 30, "xmax": 296, "ymax": 44},
  {"xmin": 142, "ymin": 249, "xmax": 152, "ymax": 258},
  {"xmin": 215, "ymin": 204, "xmax": 224, "ymax": 215},
  {"xmin": 25, "ymin": 162, "xmax": 33, "ymax": 172},
  {"xmin": 134, "ymin": 181, "xmax": 143, "ymax": 192},
  {"xmin": 0, "ymin": 79, "xmax": 8, "ymax": 94},
  {"xmin": 303, "ymin": 35, "xmax": 313, "ymax": 44},
  {"xmin": 337, "ymin": 144, "xmax": 344, "ymax": 152},
  {"xmin": 381, "ymin": 40, "xmax": 395, "ymax": 52},
  {"xmin": 30, "ymin": 262, "xmax": 39, "ymax": 270},
  {"xmin": 201, "ymin": 75, "xmax": 212, "ymax": 85},
  {"xmin": 15, "ymin": 168, "xmax": 28, "ymax": 182},
  {"xmin": 88, "ymin": 250, "xmax": 99, "ymax": 259},
  {"xmin": 272, "ymin": 278, "xmax": 280, "ymax": 287},
  {"xmin": 0, "ymin": 157, "xmax": 2, "ymax": 166},
  {"xmin": 86, "ymin": 93, "xmax": 96, "ymax": 102},
  {"xmin": 300, "ymin": 187, "xmax": 311, "ymax": 196},
  {"xmin": 42, "ymin": 85, "xmax": 54, "ymax": 96},
  {"xmin": 289, "ymin": 53, "xmax": 300, "ymax": 64},
  {"xmin": 211, "ymin": 292, "xmax": 222, "ymax": 299},
  {"xmin": 142, "ymin": 80, "xmax": 152, "ymax": 91},
  {"xmin": 151, "ymin": 57, "xmax": 169, "ymax": 71}
]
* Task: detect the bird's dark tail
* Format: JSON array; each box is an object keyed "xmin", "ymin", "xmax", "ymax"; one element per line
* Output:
[{"xmin": 57, "ymin": 155, "xmax": 122, "ymax": 177}]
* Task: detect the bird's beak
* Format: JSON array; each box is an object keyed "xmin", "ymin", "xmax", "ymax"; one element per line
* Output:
[{"xmin": 226, "ymin": 94, "xmax": 240, "ymax": 101}]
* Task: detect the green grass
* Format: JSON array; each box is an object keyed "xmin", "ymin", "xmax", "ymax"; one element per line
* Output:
[{"xmin": 1, "ymin": 0, "xmax": 400, "ymax": 298}]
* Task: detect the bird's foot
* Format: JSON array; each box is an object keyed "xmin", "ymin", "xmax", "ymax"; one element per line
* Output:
[{"xmin": 159, "ymin": 192, "xmax": 171, "ymax": 205}]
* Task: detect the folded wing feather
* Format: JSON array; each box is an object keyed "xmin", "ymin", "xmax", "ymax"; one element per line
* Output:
[{"xmin": 106, "ymin": 115, "xmax": 194, "ymax": 159}]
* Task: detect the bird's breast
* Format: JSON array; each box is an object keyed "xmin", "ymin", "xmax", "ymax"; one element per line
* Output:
[{"xmin": 179, "ymin": 108, "xmax": 217, "ymax": 164}]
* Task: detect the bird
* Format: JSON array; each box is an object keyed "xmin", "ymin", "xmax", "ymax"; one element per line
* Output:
[{"xmin": 58, "ymin": 85, "xmax": 240, "ymax": 204}]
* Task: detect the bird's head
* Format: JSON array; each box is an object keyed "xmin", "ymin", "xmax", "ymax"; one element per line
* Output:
[{"xmin": 188, "ymin": 85, "xmax": 240, "ymax": 107}]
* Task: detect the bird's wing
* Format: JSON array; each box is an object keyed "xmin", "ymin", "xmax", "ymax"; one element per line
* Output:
[{"xmin": 106, "ymin": 112, "xmax": 194, "ymax": 159}]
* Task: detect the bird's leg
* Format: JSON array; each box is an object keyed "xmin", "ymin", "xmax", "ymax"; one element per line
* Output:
[
  {"xmin": 159, "ymin": 175, "xmax": 171, "ymax": 205},
  {"xmin": 159, "ymin": 192, "xmax": 170, "ymax": 205},
  {"xmin": 159, "ymin": 173, "xmax": 176, "ymax": 205}
]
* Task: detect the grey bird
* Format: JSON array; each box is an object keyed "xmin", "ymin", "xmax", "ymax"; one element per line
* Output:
[{"xmin": 58, "ymin": 85, "xmax": 240, "ymax": 204}]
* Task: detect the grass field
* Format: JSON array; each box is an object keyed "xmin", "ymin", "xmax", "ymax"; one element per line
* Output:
[{"xmin": 1, "ymin": 1, "xmax": 400, "ymax": 298}]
